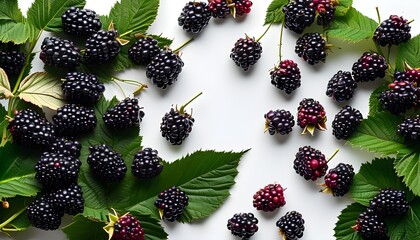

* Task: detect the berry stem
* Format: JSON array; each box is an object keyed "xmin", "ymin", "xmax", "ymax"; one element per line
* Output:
[
  {"xmin": 119, "ymin": 29, "xmax": 134, "ymax": 38},
  {"xmin": 0, "ymin": 207, "xmax": 26, "ymax": 230},
  {"xmin": 373, "ymin": 41, "xmax": 385, "ymax": 58},
  {"xmin": 133, "ymin": 83, "xmax": 148, "ymax": 96},
  {"xmin": 179, "ymin": 92, "xmax": 203, "ymax": 114},
  {"xmin": 278, "ymin": 22, "xmax": 285, "ymax": 61},
  {"xmin": 173, "ymin": 38, "xmax": 194, "ymax": 54},
  {"xmin": 327, "ymin": 148, "xmax": 340, "ymax": 162},
  {"xmin": 375, "ymin": 6, "xmax": 381, "ymax": 24},
  {"xmin": 256, "ymin": 22, "xmax": 273, "ymax": 42}
]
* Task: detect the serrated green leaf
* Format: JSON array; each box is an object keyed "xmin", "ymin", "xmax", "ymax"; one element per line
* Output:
[
  {"xmin": 112, "ymin": 44, "xmax": 135, "ymax": 72},
  {"xmin": 407, "ymin": 198, "xmax": 420, "ymax": 238},
  {"xmin": 396, "ymin": 34, "xmax": 420, "ymax": 71},
  {"xmin": 368, "ymin": 84, "xmax": 387, "ymax": 116},
  {"xmin": 0, "ymin": 0, "xmax": 24, "ymax": 22},
  {"xmin": 335, "ymin": 0, "xmax": 353, "ymax": 17},
  {"xmin": 334, "ymin": 202, "xmax": 364, "ymax": 240},
  {"xmin": 0, "ymin": 196, "xmax": 32, "ymax": 232},
  {"xmin": 0, "ymin": 68, "xmax": 12, "ymax": 98},
  {"xmin": 327, "ymin": 8, "xmax": 377, "ymax": 43},
  {"xmin": 386, "ymin": 197, "xmax": 420, "ymax": 239},
  {"xmin": 395, "ymin": 152, "xmax": 420, "ymax": 196},
  {"xmin": 264, "ymin": 0, "xmax": 288, "ymax": 25},
  {"xmin": 0, "ymin": 21, "xmax": 39, "ymax": 44},
  {"xmin": 149, "ymin": 35, "xmax": 173, "ymax": 48}
]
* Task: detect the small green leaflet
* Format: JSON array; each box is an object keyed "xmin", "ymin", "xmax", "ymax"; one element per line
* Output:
[
  {"xmin": 396, "ymin": 34, "xmax": 420, "ymax": 71},
  {"xmin": 335, "ymin": 0, "xmax": 353, "ymax": 17},
  {"xmin": 386, "ymin": 198, "xmax": 420, "ymax": 240},
  {"xmin": 0, "ymin": 68, "xmax": 12, "ymax": 98},
  {"xmin": 334, "ymin": 202, "xmax": 364, "ymax": 240},
  {"xmin": 264, "ymin": 0, "xmax": 288, "ymax": 25},
  {"xmin": 395, "ymin": 152, "xmax": 420, "ymax": 196},
  {"xmin": 368, "ymin": 84, "xmax": 387, "ymax": 116}
]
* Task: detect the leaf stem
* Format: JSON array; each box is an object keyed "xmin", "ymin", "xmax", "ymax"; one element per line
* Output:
[
  {"xmin": 256, "ymin": 22, "xmax": 273, "ymax": 42},
  {"xmin": 173, "ymin": 38, "xmax": 194, "ymax": 54},
  {"xmin": 0, "ymin": 207, "xmax": 26, "ymax": 230},
  {"xmin": 375, "ymin": 6, "xmax": 381, "ymax": 23},
  {"xmin": 278, "ymin": 23, "xmax": 285, "ymax": 61},
  {"xmin": 373, "ymin": 40, "xmax": 385, "ymax": 57},
  {"xmin": 327, "ymin": 149, "xmax": 340, "ymax": 162},
  {"xmin": 119, "ymin": 30, "xmax": 134, "ymax": 38},
  {"xmin": 112, "ymin": 77, "xmax": 143, "ymax": 86},
  {"xmin": 133, "ymin": 83, "xmax": 148, "ymax": 96},
  {"xmin": 179, "ymin": 92, "xmax": 203, "ymax": 114}
]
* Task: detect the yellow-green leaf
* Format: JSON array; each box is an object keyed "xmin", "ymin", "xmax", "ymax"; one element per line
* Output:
[{"xmin": 0, "ymin": 68, "xmax": 13, "ymax": 98}]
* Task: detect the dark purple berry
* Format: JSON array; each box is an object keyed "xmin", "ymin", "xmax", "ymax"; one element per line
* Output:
[
  {"xmin": 40, "ymin": 37, "xmax": 80, "ymax": 68},
  {"xmin": 27, "ymin": 197, "xmax": 64, "ymax": 230},
  {"xmin": 332, "ymin": 105, "xmax": 363, "ymax": 140},
  {"xmin": 0, "ymin": 50, "xmax": 25, "ymax": 76},
  {"xmin": 283, "ymin": 0, "xmax": 315, "ymax": 34},
  {"xmin": 270, "ymin": 60, "xmax": 301, "ymax": 94},
  {"xmin": 374, "ymin": 15, "xmax": 411, "ymax": 46},
  {"xmin": 352, "ymin": 52, "xmax": 388, "ymax": 82},
  {"xmin": 276, "ymin": 211, "xmax": 305, "ymax": 240},
  {"xmin": 111, "ymin": 214, "xmax": 145, "ymax": 240},
  {"xmin": 353, "ymin": 208, "xmax": 388, "ymax": 240},
  {"xmin": 208, "ymin": 0, "xmax": 230, "ymax": 18},
  {"xmin": 154, "ymin": 186, "xmax": 189, "ymax": 222},
  {"xmin": 322, "ymin": 163, "xmax": 354, "ymax": 197},
  {"xmin": 178, "ymin": 1, "xmax": 211, "ymax": 34},
  {"xmin": 379, "ymin": 80, "xmax": 417, "ymax": 115},
  {"xmin": 397, "ymin": 115, "xmax": 420, "ymax": 140},
  {"xmin": 227, "ymin": 212, "xmax": 259, "ymax": 239},
  {"xmin": 296, "ymin": 98, "xmax": 327, "ymax": 135},
  {"xmin": 295, "ymin": 32, "xmax": 328, "ymax": 65},
  {"xmin": 61, "ymin": 7, "xmax": 102, "ymax": 36},
  {"xmin": 103, "ymin": 98, "xmax": 144, "ymax": 129},
  {"xmin": 264, "ymin": 109, "xmax": 295, "ymax": 135},
  {"xmin": 146, "ymin": 49, "xmax": 184, "ymax": 89},
  {"xmin": 294, "ymin": 145, "xmax": 328, "ymax": 181},
  {"xmin": 62, "ymin": 72, "xmax": 105, "ymax": 105},
  {"xmin": 253, "ymin": 183, "xmax": 286, "ymax": 212},
  {"xmin": 84, "ymin": 30, "xmax": 121, "ymax": 64},
  {"xmin": 52, "ymin": 104, "xmax": 97, "ymax": 137},
  {"xmin": 131, "ymin": 147, "xmax": 163, "ymax": 178},
  {"xmin": 369, "ymin": 188, "xmax": 409, "ymax": 216},
  {"xmin": 87, "ymin": 144, "xmax": 127, "ymax": 182},
  {"xmin": 326, "ymin": 70, "xmax": 357, "ymax": 102},
  {"xmin": 230, "ymin": 36, "xmax": 262, "ymax": 71},
  {"xmin": 128, "ymin": 37, "xmax": 160, "ymax": 65}
]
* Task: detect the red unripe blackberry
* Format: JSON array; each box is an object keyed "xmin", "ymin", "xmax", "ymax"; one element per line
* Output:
[
  {"xmin": 62, "ymin": 72, "xmax": 105, "ymax": 105},
  {"xmin": 146, "ymin": 48, "xmax": 184, "ymax": 89},
  {"xmin": 39, "ymin": 37, "xmax": 80, "ymax": 69},
  {"xmin": 61, "ymin": 7, "xmax": 102, "ymax": 36},
  {"xmin": 283, "ymin": 0, "xmax": 315, "ymax": 34},
  {"xmin": 0, "ymin": 50, "xmax": 25, "ymax": 76},
  {"xmin": 270, "ymin": 60, "xmax": 301, "ymax": 94},
  {"xmin": 295, "ymin": 32, "xmax": 328, "ymax": 65},
  {"xmin": 230, "ymin": 35, "xmax": 262, "ymax": 71},
  {"xmin": 227, "ymin": 212, "xmax": 259, "ymax": 239},
  {"xmin": 46, "ymin": 184, "xmax": 84, "ymax": 215},
  {"xmin": 252, "ymin": 183, "xmax": 286, "ymax": 212},
  {"xmin": 53, "ymin": 104, "xmax": 97, "ymax": 137},
  {"xmin": 131, "ymin": 147, "xmax": 163, "ymax": 178},
  {"xmin": 128, "ymin": 37, "xmax": 160, "ymax": 65},
  {"xmin": 27, "ymin": 197, "xmax": 64, "ymax": 230},
  {"xmin": 87, "ymin": 144, "xmax": 127, "ymax": 182},
  {"xmin": 353, "ymin": 208, "xmax": 388, "ymax": 240},
  {"xmin": 264, "ymin": 109, "xmax": 295, "ymax": 135},
  {"xmin": 326, "ymin": 70, "xmax": 357, "ymax": 102},
  {"xmin": 84, "ymin": 30, "xmax": 121, "ymax": 64},
  {"xmin": 178, "ymin": 1, "xmax": 211, "ymax": 34},
  {"xmin": 332, "ymin": 105, "xmax": 363, "ymax": 140},
  {"xmin": 373, "ymin": 15, "xmax": 411, "ymax": 46},
  {"xmin": 369, "ymin": 188, "xmax": 409, "ymax": 216},
  {"xmin": 379, "ymin": 80, "xmax": 417, "ymax": 115},
  {"xmin": 321, "ymin": 163, "xmax": 354, "ymax": 197},
  {"xmin": 234, "ymin": 0, "xmax": 253, "ymax": 17},
  {"xmin": 208, "ymin": 0, "xmax": 230, "ymax": 19},
  {"xmin": 111, "ymin": 214, "xmax": 145, "ymax": 240},
  {"xmin": 103, "ymin": 98, "xmax": 145, "ymax": 129},
  {"xmin": 48, "ymin": 137, "xmax": 82, "ymax": 158},
  {"xmin": 397, "ymin": 115, "xmax": 420, "ymax": 140},
  {"xmin": 311, "ymin": 0, "xmax": 337, "ymax": 26},
  {"xmin": 296, "ymin": 98, "xmax": 327, "ymax": 135},
  {"xmin": 352, "ymin": 52, "xmax": 388, "ymax": 82},
  {"xmin": 154, "ymin": 186, "xmax": 189, "ymax": 222},
  {"xmin": 276, "ymin": 211, "xmax": 305, "ymax": 240},
  {"xmin": 293, "ymin": 146, "xmax": 328, "ymax": 181}
]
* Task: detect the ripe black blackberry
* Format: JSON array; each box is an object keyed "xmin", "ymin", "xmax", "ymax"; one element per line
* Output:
[
  {"xmin": 270, "ymin": 60, "xmax": 301, "ymax": 94},
  {"xmin": 62, "ymin": 72, "xmax": 105, "ymax": 105},
  {"xmin": 252, "ymin": 183, "xmax": 286, "ymax": 212},
  {"xmin": 128, "ymin": 37, "xmax": 160, "ymax": 65},
  {"xmin": 395, "ymin": 69, "xmax": 420, "ymax": 86},
  {"xmin": 87, "ymin": 144, "xmax": 127, "ymax": 181},
  {"xmin": 103, "ymin": 98, "xmax": 144, "ymax": 129},
  {"xmin": 0, "ymin": 50, "xmax": 25, "ymax": 76},
  {"xmin": 39, "ymin": 36, "xmax": 80, "ymax": 68},
  {"xmin": 46, "ymin": 184, "xmax": 84, "ymax": 215},
  {"xmin": 111, "ymin": 213, "xmax": 145, "ymax": 240},
  {"xmin": 154, "ymin": 186, "xmax": 189, "ymax": 222},
  {"xmin": 49, "ymin": 137, "xmax": 82, "ymax": 158},
  {"xmin": 369, "ymin": 188, "xmax": 409, "ymax": 216},
  {"xmin": 397, "ymin": 115, "xmax": 420, "ymax": 140},
  {"xmin": 296, "ymin": 98, "xmax": 327, "ymax": 135},
  {"xmin": 283, "ymin": 0, "xmax": 315, "ymax": 34},
  {"xmin": 53, "ymin": 104, "xmax": 97, "ymax": 137},
  {"xmin": 132, "ymin": 147, "xmax": 163, "ymax": 178},
  {"xmin": 373, "ymin": 15, "xmax": 411, "ymax": 46},
  {"xmin": 353, "ymin": 208, "xmax": 388, "ymax": 240},
  {"xmin": 227, "ymin": 212, "xmax": 259, "ymax": 239},
  {"xmin": 61, "ymin": 7, "xmax": 102, "ymax": 36},
  {"xmin": 264, "ymin": 109, "xmax": 295, "ymax": 135},
  {"xmin": 230, "ymin": 35, "xmax": 262, "ymax": 71},
  {"xmin": 295, "ymin": 32, "xmax": 328, "ymax": 65},
  {"xmin": 293, "ymin": 146, "xmax": 328, "ymax": 181},
  {"xmin": 27, "ymin": 197, "xmax": 63, "ymax": 230},
  {"xmin": 7, "ymin": 109, "xmax": 55, "ymax": 147},
  {"xmin": 379, "ymin": 80, "xmax": 417, "ymax": 115},
  {"xmin": 34, "ymin": 152, "xmax": 81, "ymax": 189},
  {"xmin": 321, "ymin": 163, "xmax": 354, "ymax": 197},
  {"xmin": 332, "ymin": 105, "xmax": 363, "ymax": 140},
  {"xmin": 146, "ymin": 48, "xmax": 184, "ymax": 89},
  {"xmin": 234, "ymin": 0, "xmax": 253, "ymax": 17},
  {"xmin": 84, "ymin": 30, "xmax": 121, "ymax": 64},
  {"xmin": 326, "ymin": 70, "xmax": 357, "ymax": 102},
  {"xmin": 208, "ymin": 0, "xmax": 230, "ymax": 18},
  {"xmin": 352, "ymin": 52, "xmax": 388, "ymax": 82},
  {"xmin": 312, "ymin": 0, "xmax": 336, "ymax": 26},
  {"xmin": 276, "ymin": 211, "xmax": 305, "ymax": 240},
  {"xmin": 178, "ymin": 1, "xmax": 211, "ymax": 34}
]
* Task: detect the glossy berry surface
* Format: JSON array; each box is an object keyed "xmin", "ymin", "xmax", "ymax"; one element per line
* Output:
[
  {"xmin": 296, "ymin": 98, "xmax": 327, "ymax": 134},
  {"xmin": 128, "ymin": 37, "xmax": 160, "ymax": 65},
  {"xmin": 252, "ymin": 183, "xmax": 286, "ymax": 212},
  {"xmin": 227, "ymin": 212, "xmax": 259, "ymax": 239},
  {"xmin": 352, "ymin": 52, "xmax": 388, "ymax": 82},
  {"xmin": 178, "ymin": 1, "xmax": 211, "ymax": 34},
  {"xmin": 354, "ymin": 208, "xmax": 388, "ymax": 240},
  {"xmin": 39, "ymin": 37, "xmax": 80, "ymax": 68},
  {"xmin": 146, "ymin": 49, "xmax": 184, "ymax": 89},
  {"xmin": 332, "ymin": 105, "xmax": 363, "ymax": 140},
  {"xmin": 270, "ymin": 60, "xmax": 301, "ymax": 94},
  {"xmin": 87, "ymin": 144, "xmax": 127, "ymax": 181},
  {"xmin": 397, "ymin": 115, "xmax": 420, "ymax": 140},
  {"xmin": 326, "ymin": 70, "xmax": 357, "ymax": 102},
  {"xmin": 283, "ymin": 0, "xmax": 315, "ymax": 34},
  {"xmin": 312, "ymin": 0, "xmax": 336, "ymax": 26},
  {"xmin": 295, "ymin": 32, "xmax": 327, "ymax": 65},
  {"xmin": 132, "ymin": 147, "xmax": 163, "ymax": 178},
  {"xmin": 276, "ymin": 211, "xmax": 305, "ymax": 240},
  {"xmin": 61, "ymin": 7, "xmax": 102, "ymax": 36},
  {"xmin": 234, "ymin": 0, "xmax": 253, "ymax": 17},
  {"xmin": 369, "ymin": 188, "xmax": 409, "ymax": 216},
  {"xmin": 160, "ymin": 108, "xmax": 194, "ymax": 145},
  {"xmin": 103, "ymin": 98, "xmax": 144, "ymax": 129},
  {"xmin": 374, "ymin": 15, "xmax": 411, "ymax": 46},
  {"xmin": 230, "ymin": 36, "xmax": 262, "ymax": 71},
  {"xmin": 323, "ymin": 163, "xmax": 354, "ymax": 197},
  {"xmin": 84, "ymin": 30, "xmax": 121, "ymax": 64},
  {"xmin": 27, "ymin": 197, "xmax": 63, "ymax": 231},
  {"xmin": 111, "ymin": 214, "xmax": 145, "ymax": 240},
  {"xmin": 208, "ymin": 0, "xmax": 230, "ymax": 18},
  {"xmin": 0, "ymin": 50, "xmax": 25, "ymax": 76},
  {"xmin": 264, "ymin": 109, "xmax": 295, "ymax": 135},
  {"xmin": 154, "ymin": 186, "xmax": 189, "ymax": 222},
  {"xmin": 379, "ymin": 80, "xmax": 417, "ymax": 115},
  {"xmin": 48, "ymin": 138, "xmax": 82, "ymax": 159},
  {"xmin": 294, "ymin": 145, "xmax": 328, "ymax": 181},
  {"xmin": 62, "ymin": 72, "xmax": 105, "ymax": 105},
  {"xmin": 53, "ymin": 104, "xmax": 97, "ymax": 137},
  {"xmin": 46, "ymin": 184, "xmax": 84, "ymax": 215}
]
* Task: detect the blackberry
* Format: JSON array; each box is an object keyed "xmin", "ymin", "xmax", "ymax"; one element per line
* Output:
[
  {"xmin": 87, "ymin": 144, "xmax": 127, "ymax": 182},
  {"xmin": 373, "ymin": 15, "xmax": 411, "ymax": 46},
  {"xmin": 293, "ymin": 146, "xmax": 328, "ymax": 181},
  {"xmin": 128, "ymin": 37, "xmax": 160, "ymax": 65},
  {"xmin": 39, "ymin": 37, "xmax": 80, "ymax": 68},
  {"xmin": 369, "ymin": 188, "xmax": 409, "ymax": 216},
  {"xmin": 62, "ymin": 72, "xmax": 105, "ymax": 105},
  {"xmin": 49, "ymin": 137, "xmax": 82, "ymax": 158},
  {"xmin": 154, "ymin": 186, "xmax": 189, "ymax": 222},
  {"xmin": 332, "ymin": 106, "xmax": 363, "ymax": 140},
  {"xmin": 111, "ymin": 214, "xmax": 145, "ymax": 240},
  {"xmin": 264, "ymin": 109, "xmax": 295, "ymax": 135},
  {"xmin": 312, "ymin": 0, "xmax": 336, "ymax": 26},
  {"xmin": 230, "ymin": 36, "xmax": 262, "ymax": 71},
  {"xmin": 61, "ymin": 7, "xmax": 102, "ymax": 36},
  {"xmin": 227, "ymin": 212, "xmax": 259, "ymax": 239},
  {"xmin": 103, "ymin": 98, "xmax": 144, "ymax": 129},
  {"xmin": 353, "ymin": 208, "xmax": 388, "ymax": 240},
  {"xmin": 7, "ymin": 109, "xmax": 55, "ymax": 147},
  {"xmin": 321, "ymin": 163, "xmax": 354, "ymax": 197},
  {"xmin": 208, "ymin": 0, "xmax": 230, "ymax": 18},
  {"xmin": 397, "ymin": 115, "xmax": 420, "ymax": 140},
  {"xmin": 46, "ymin": 184, "xmax": 84, "ymax": 215},
  {"xmin": 296, "ymin": 98, "xmax": 327, "ymax": 135},
  {"xmin": 53, "ymin": 104, "xmax": 97, "ymax": 137},
  {"xmin": 34, "ymin": 152, "xmax": 81, "ymax": 189},
  {"xmin": 234, "ymin": 0, "xmax": 253, "ymax": 17},
  {"xmin": 283, "ymin": 0, "xmax": 315, "ymax": 34},
  {"xmin": 146, "ymin": 48, "xmax": 184, "ymax": 89},
  {"xmin": 132, "ymin": 147, "xmax": 163, "ymax": 178},
  {"xmin": 252, "ymin": 183, "xmax": 286, "ymax": 212},
  {"xmin": 276, "ymin": 211, "xmax": 305, "ymax": 240},
  {"xmin": 0, "ymin": 50, "xmax": 25, "ymax": 76},
  {"xmin": 178, "ymin": 1, "xmax": 211, "ymax": 34},
  {"xmin": 395, "ymin": 69, "xmax": 420, "ymax": 86},
  {"xmin": 379, "ymin": 80, "xmax": 417, "ymax": 115},
  {"xmin": 270, "ymin": 60, "xmax": 301, "ymax": 94},
  {"xmin": 84, "ymin": 30, "xmax": 121, "ymax": 64},
  {"xmin": 352, "ymin": 52, "xmax": 388, "ymax": 82},
  {"xmin": 295, "ymin": 32, "xmax": 328, "ymax": 65},
  {"xmin": 27, "ymin": 197, "xmax": 63, "ymax": 230},
  {"xmin": 326, "ymin": 70, "xmax": 357, "ymax": 102}
]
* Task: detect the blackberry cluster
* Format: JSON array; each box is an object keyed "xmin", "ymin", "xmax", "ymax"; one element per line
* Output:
[
  {"xmin": 103, "ymin": 98, "xmax": 144, "ymax": 129},
  {"xmin": 397, "ymin": 115, "xmax": 420, "ymax": 140},
  {"xmin": 352, "ymin": 52, "xmax": 388, "ymax": 82},
  {"xmin": 296, "ymin": 98, "xmax": 327, "ymax": 134},
  {"xmin": 48, "ymin": 137, "xmax": 82, "ymax": 158},
  {"xmin": 128, "ymin": 37, "xmax": 160, "ymax": 65},
  {"xmin": 264, "ymin": 109, "xmax": 295, "ymax": 135},
  {"xmin": 0, "ymin": 50, "xmax": 25, "ymax": 76},
  {"xmin": 84, "ymin": 30, "xmax": 121, "ymax": 64},
  {"xmin": 230, "ymin": 36, "xmax": 262, "ymax": 71},
  {"xmin": 395, "ymin": 69, "xmax": 420, "ymax": 86},
  {"xmin": 354, "ymin": 208, "xmax": 388, "ymax": 240},
  {"xmin": 87, "ymin": 144, "xmax": 127, "ymax": 182},
  {"xmin": 294, "ymin": 145, "xmax": 328, "ymax": 181},
  {"xmin": 39, "ymin": 37, "xmax": 80, "ymax": 68},
  {"xmin": 178, "ymin": 1, "xmax": 211, "ymax": 34},
  {"xmin": 270, "ymin": 60, "xmax": 301, "ymax": 94},
  {"xmin": 132, "ymin": 147, "xmax": 163, "ymax": 178},
  {"xmin": 62, "ymin": 72, "xmax": 105, "ymax": 105},
  {"xmin": 46, "ymin": 184, "xmax": 84, "ymax": 215},
  {"xmin": 326, "ymin": 71, "xmax": 357, "ymax": 102},
  {"xmin": 379, "ymin": 80, "xmax": 417, "ymax": 115},
  {"xmin": 252, "ymin": 183, "xmax": 286, "ymax": 212},
  {"xmin": 373, "ymin": 15, "xmax": 411, "ymax": 46},
  {"xmin": 322, "ymin": 163, "xmax": 354, "ymax": 197},
  {"xmin": 283, "ymin": 0, "xmax": 315, "ymax": 34},
  {"xmin": 369, "ymin": 188, "xmax": 409, "ymax": 216},
  {"xmin": 312, "ymin": 0, "xmax": 336, "ymax": 26},
  {"xmin": 276, "ymin": 211, "xmax": 305, "ymax": 240},
  {"xmin": 227, "ymin": 212, "xmax": 259, "ymax": 239},
  {"xmin": 295, "ymin": 32, "xmax": 328, "ymax": 65},
  {"xmin": 53, "ymin": 104, "xmax": 97, "ymax": 137},
  {"xmin": 234, "ymin": 0, "xmax": 253, "ymax": 17},
  {"xmin": 208, "ymin": 0, "xmax": 230, "ymax": 18},
  {"xmin": 111, "ymin": 214, "xmax": 145, "ymax": 240},
  {"xmin": 332, "ymin": 106, "xmax": 363, "ymax": 140},
  {"xmin": 160, "ymin": 108, "xmax": 195, "ymax": 145},
  {"xmin": 146, "ymin": 49, "xmax": 184, "ymax": 89},
  {"xmin": 61, "ymin": 7, "xmax": 102, "ymax": 36},
  {"xmin": 154, "ymin": 186, "xmax": 189, "ymax": 222},
  {"xmin": 27, "ymin": 197, "xmax": 64, "ymax": 230}
]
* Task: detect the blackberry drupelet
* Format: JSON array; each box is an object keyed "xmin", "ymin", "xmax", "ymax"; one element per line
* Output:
[
  {"xmin": 103, "ymin": 98, "xmax": 144, "ymax": 129},
  {"xmin": 234, "ymin": 0, "xmax": 253, "ymax": 17},
  {"xmin": 230, "ymin": 36, "xmax": 262, "ymax": 71},
  {"xmin": 49, "ymin": 137, "xmax": 82, "ymax": 158},
  {"xmin": 270, "ymin": 60, "xmax": 301, "ymax": 94},
  {"xmin": 352, "ymin": 52, "xmax": 388, "ymax": 82},
  {"xmin": 326, "ymin": 70, "xmax": 357, "ymax": 102},
  {"xmin": 397, "ymin": 115, "xmax": 420, "ymax": 140},
  {"xmin": 62, "ymin": 72, "xmax": 105, "ymax": 105},
  {"xmin": 369, "ymin": 188, "xmax": 409, "ymax": 216},
  {"xmin": 208, "ymin": 0, "xmax": 230, "ymax": 18},
  {"xmin": 276, "ymin": 211, "xmax": 305, "ymax": 240},
  {"xmin": 39, "ymin": 37, "xmax": 80, "ymax": 68},
  {"xmin": 395, "ymin": 69, "xmax": 420, "ymax": 86},
  {"xmin": 332, "ymin": 105, "xmax": 363, "ymax": 140},
  {"xmin": 178, "ymin": 1, "xmax": 211, "ymax": 34},
  {"xmin": 264, "ymin": 109, "xmax": 295, "ymax": 135},
  {"xmin": 252, "ymin": 183, "xmax": 286, "ymax": 212},
  {"xmin": 353, "ymin": 208, "xmax": 388, "ymax": 240},
  {"xmin": 0, "ymin": 50, "xmax": 25, "ymax": 76},
  {"xmin": 46, "ymin": 184, "xmax": 84, "ymax": 215},
  {"xmin": 295, "ymin": 32, "xmax": 328, "ymax": 65},
  {"xmin": 146, "ymin": 48, "xmax": 184, "ymax": 89},
  {"xmin": 296, "ymin": 98, "xmax": 327, "ymax": 135},
  {"xmin": 154, "ymin": 186, "xmax": 189, "ymax": 222},
  {"xmin": 312, "ymin": 0, "xmax": 336, "ymax": 26},
  {"xmin": 379, "ymin": 80, "xmax": 417, "ymax": 115},
  {"xmin": 373, "ymin": 15, "xmax": 411, "ymax": 46},
  {"xmin": 293, "ymin": 145, "xmax": 328, "ymax": 181},
  {"xmin": 283, "ymin": 0, "xmax": 315, "ymax": 34},
  {"xmin": 61, "ymin": 7, "xmax": 102, "ymax": 36},
  {"xmin": 322, "ymin": 163, "xmax": 354, "ymax": 197},
  {"xmin": 160, "ymin": 108, "xmax": 194, "ymax": 145},
  {"xmin": 128, "ymin": 37, "xmax": 160, "ymax": 65},
  {"xmin": 53, "ymin": 104, "xmax": 97, "ymax": 137},
  {"xmin": 84, "ymin": 30, "xmax": 121, "ymax": 64},
  {"xmin": 111, "ymin": 214, "xmax": 145, "ymax": 240},
  {"xmin": 27, "ymin": 197, "xmax": 63, "ymax": 230},
  {"xmin": 132, "ymin": 147, "xmax": 163, "ymax": 178},
  {"xmin": 87, "ymin": 144, "xmax": 127, "ymax": 182},
  {"xmin": 227, "ymin": 212, "xmax": 259, "ymax": 239}
]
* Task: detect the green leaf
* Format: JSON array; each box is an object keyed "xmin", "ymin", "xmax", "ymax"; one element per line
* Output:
[
  {"xmin": 335, "ymin": 0, "xmax": 353, "ymax": 17},
  {"xmin": 395, "ymin": 152, "xmax": 420, "ymax": 196},
  {"xmin": 0, "ymin": 104, "xmax": 7, "ymax": 140},
  {"xmin": 264, "ymin": 0, "xmax": 288, "ymax": 25},
  {"xmin": 0, "ymin": 68, "xmax": 13, "ymax": 98},
  {"xmin": 327, "ymin": 8, "xmax": 378, "ymax": 43},
  {"xmin": 396, "ymin": 34, "xmax": 420, "ymax": 71},
  {"xmin": 150, "ymin": 35, "xmax": 173, "ymax": 48},
  {"xmin": 0, "ymin": 196, "xmax": 32, "ymax": 232},
  {"xmin": 0, "ymin": 21, "xmax": 39, "ymax": 44},
  {"xmin": 112, "ymin": 44, "xmax": 135, "ymax": 72},
  {"xmin": 386, "ymin": 197, "xmax": 420, "ymax": 239},
  {"xmin": 334, "ymin": 203, "xmax": 364, "ymax": 240},
  {"xmin": 0, "ymin": 0, "xmax": 24, "ymax": 22},
  {"xmin": 368, "ymin": 84, "xmax": 387, "ymax": 116}
]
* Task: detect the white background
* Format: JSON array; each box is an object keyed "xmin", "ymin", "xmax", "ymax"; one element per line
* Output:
[{"xmin": 2, "ymin": 0, "xmax": 419, "ymax": 239}]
